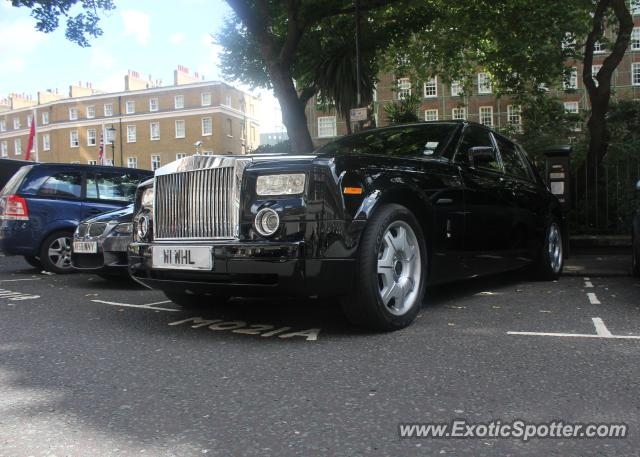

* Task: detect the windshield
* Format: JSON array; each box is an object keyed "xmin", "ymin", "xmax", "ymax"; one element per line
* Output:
[
  {"xmin": 315, "ymin": 124, "xmax": 458, "ymax": 158},
  {"xmin": 0, "ymin": 165, "xmax": 32, "ymax": 196}
]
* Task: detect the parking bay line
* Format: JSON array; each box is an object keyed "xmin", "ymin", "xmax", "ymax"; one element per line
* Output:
[
  {"xmin": 587, "ymin": 292, "xmax": 601, "ymax": 305},
  {"xmin": 0, "ymin": 278, "xmax": 41, "ymax": 283},
  {"xmin": 508, "ymin": 317, "xmax": 640, "ymax": 340},
  {"xmin": 91, "ymin": 299, "xmax": 180, "ymax": 312}
]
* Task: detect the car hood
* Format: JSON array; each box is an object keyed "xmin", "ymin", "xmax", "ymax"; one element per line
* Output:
[{"xmin": 82, "ymin": 204, "xmax": 134, "ymax": 224}]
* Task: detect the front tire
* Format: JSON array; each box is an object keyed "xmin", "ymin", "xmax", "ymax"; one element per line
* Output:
[
  {"xmin": 341, "ymin": 204, "xmax": 427, "ymax": 331},
  {"xmin": 39, "ymin": 231, "xmax": 75, "ymax": 274},
  {"xmin": 164, "ymin": 291, "xmax": 229, "ymax": 309},
  {"xmin": 535, "ymin": 219, "xmax": 563, "ymax": 280}
]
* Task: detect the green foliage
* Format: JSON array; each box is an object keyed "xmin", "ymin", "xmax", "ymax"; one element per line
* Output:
[
  {"xmin": 12, "ymin": 0, "xmax": 115, "ymax": 47},
  {"xmin": 382, "ymin": 88, "xmax": 422, "ymax": 125},
  {"xmin": 250, "ymin": 140, "xmax": 293, "ymax": 155},
  {"xmin": 607, "ymin": 100, "xmax": 640, "ymax": 161}
]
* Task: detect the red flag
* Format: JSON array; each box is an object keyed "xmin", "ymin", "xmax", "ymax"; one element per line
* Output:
[
  {"xmin": 25, "ymin": 117, "xmax": 35, "ymax": 161},
  {"xmin": 98, "ymin": 134, "xmax": 104, "ymax": 165}
]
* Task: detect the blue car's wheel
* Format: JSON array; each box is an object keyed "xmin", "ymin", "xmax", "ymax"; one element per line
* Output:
[{"xmin": 39, "ymin": 231, "xmax": 75, "ymax": 274}]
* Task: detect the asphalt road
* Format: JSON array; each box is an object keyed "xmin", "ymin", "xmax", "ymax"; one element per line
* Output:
[{"xmin": 0, "ymin": 255, "xmax": 639, "ymax": 456}]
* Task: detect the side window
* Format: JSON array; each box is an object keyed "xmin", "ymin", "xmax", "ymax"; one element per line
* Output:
[
  {"xmin": 456, "ymin": 126, "xmax": 500, "ymax": 172},
  {"xmin": 37, "ymin": 172, "xmax": 82, "ymax": 199},
  {"xmin": 91, "ymin": 173, "xmax": 140, "ymax": 202},
  {"xmin": 494, "ymin": 135, "xmax": 531, "ymax": 180}
]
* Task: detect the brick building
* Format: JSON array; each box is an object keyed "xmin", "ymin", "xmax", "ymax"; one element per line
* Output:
[
  {"xmin": 306, "ymin": 10, "xmax": 640, "ymax": 143},
  {"xmin": 0, "ymin": 67, "xmax": 260, "ymax": 170}
]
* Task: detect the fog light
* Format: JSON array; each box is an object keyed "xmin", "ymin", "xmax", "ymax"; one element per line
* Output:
[
  {"xmin": 254, "ymin": 208, "xmax": 280, "ymax": 237},
  {"xmin": 137, "ymin": 215, "xmax": 150, "ymax": 240}
]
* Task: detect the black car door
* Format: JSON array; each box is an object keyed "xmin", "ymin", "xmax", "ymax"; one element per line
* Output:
[{"xmin": 455, "ymin": 124, "xmax": 514, "ymax": 275}]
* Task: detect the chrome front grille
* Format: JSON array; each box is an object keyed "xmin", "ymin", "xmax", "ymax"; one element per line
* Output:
[{"xmin": 154, "ymin": 167, "xmax": 236, "ymax": 240}]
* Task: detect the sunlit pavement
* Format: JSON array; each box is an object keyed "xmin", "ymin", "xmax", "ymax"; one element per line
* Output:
[{"xmin": 0, "ymin": 255, "xmax": 639, "ymax": 456}]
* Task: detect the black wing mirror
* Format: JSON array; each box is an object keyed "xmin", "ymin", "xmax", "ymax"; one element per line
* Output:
[{"xmin": 468, "ymin": 146, "xmax": 497, "ymax": 168}]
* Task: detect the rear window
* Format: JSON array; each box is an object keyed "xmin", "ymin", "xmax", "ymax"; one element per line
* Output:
[
  {"xmin": 37, "ymin": 172, "xmax": 83, "ymax": 199},
  {"xmin": 0, "ymin": 166, "xmax": 33, "ymax": 196}
]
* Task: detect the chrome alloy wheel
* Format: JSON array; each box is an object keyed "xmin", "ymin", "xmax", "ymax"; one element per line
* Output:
[
  {"xmin": 377, "ymin": 221, "xmax": 422, "ymax": 316},
  {"xmin": 48, "ymin": 236, "xmax": 73, "ymax": 270},
  {"xmin": 548, "ymin": 222, "xmax": 563, "ymax": 274}
]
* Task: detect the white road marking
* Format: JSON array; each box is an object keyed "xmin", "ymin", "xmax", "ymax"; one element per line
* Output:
[
  {"xmin": 585, "ymin": 281, "xmax": 594, "ymax": 288},
  {"xmin": 587, "ymin": 292, "xmax": 601, "ymax": 304},
  {"xmin": 91, "ymin": 299, "xmax": 180, "ymax": 312},
  {"xmin": 0, "ymin": 278, "xmax": 41, "ymax": 283},
  {"xmin": 592, "ymin": 317, "xmax": 612, "ymax": 337},
  {"xmin": 142, "ymin": 300, "xmax": 172, "ymax": 306},
  {"xmin": 168, "ymin": 317, "xmax": 320, "ymax": 341},
  {"xmin": 584, "ymin": 277, "xmax": 591, "ymax": 281}
]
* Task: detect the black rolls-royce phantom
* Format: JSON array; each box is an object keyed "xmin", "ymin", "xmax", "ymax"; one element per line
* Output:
[{"xmin": 129, "ymin": 121, "xmax": 565, "ymax": 331}]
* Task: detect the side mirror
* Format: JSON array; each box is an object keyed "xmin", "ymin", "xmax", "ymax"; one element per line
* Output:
[
  {"xmin": 468, "ymin": 146, "xmax": 497, "ymax": 168},
  {"xmin": 636, "ymin": 179, "xmax": 640, "ymax": 191}
]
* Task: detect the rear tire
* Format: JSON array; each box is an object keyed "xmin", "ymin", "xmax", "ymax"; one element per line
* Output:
[
  {"xmin": 39, "ymin": 231, "xmax": 75, "ymax": 274},
  {"xmin": 164, "ymin": 291, "xmax": 229, "ymax": 309},
  {"xmin": 535, "ymin": 219, "xmax": 563, "ymax": 280},
  {"xmin": 23, "ymin": 255, "xmax": 42, "ymax": 270},
  {"xmin": 341, "ymin": 204, "xmax": 427, "ymax": 331}
]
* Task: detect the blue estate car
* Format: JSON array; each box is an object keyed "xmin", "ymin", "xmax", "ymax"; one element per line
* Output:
[{"xmin": 0, "ymin": 163, "xmax": 152, "ymax": 273}]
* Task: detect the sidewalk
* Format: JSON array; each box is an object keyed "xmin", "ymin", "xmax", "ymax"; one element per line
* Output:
[{"xmin": 563, "ymin": 253, "xmax": 631, "ymax": 277}]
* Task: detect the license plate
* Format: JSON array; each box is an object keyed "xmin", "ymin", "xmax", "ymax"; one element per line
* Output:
[
  {"xmin": 152, "ymin": 246, "xmax": 213, "ymax": 270},
  {"xmin": 73, "ymin": 241, "xmax": 97, "ymax": 254}
]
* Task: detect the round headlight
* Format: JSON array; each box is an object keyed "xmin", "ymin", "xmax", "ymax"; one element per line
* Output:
[
  {"xmin": 137, "ymin": 215, "xmax": 149, "ymax": 240},
  {"xmin": 254, "ymin": 208, "xmax": 280, "ymax": 237}
]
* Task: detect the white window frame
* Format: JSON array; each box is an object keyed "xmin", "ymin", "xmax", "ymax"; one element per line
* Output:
[
  {"xmin": 175, "ymin": 120, "xmax": 185, "ymax": 138},
  {"xmin": 41, "ymin": 112, "xmax": 49, "ymax": 125},
  {"xmin": 149, "ymin": 98, "xmax": 159, "ymax": 112},
  {"xmin": 593, "ymin": 41, "xmax": 605, "ymax": 54},
  {"xmin": 42, "ymin": 133, "xmax": 50, "ymax": 151},
  {"xmin": 87, "ymin": 128, "xmax": 97, "ymax": 146},
  {"xmin": 0, "ymin": 120, "xmax": 5, "ymax": 132},
  {"xmin": 201, "ymin": 117, "xmax": 212, "ymax": 136},
  {"xmin": 451, "ymin": 81, "xmax": 463, "ymax": 97},
  {"xmin": 479, "ymin": 106, "xmax": 493, "ymax": 126},
  {"xmin": 632, "ymin": 27, "xmax": 640, "ymax": 51},
  {"xmin": 127, "ymin": 157, "xmax": 137, "ymax": 168},
  {"xmin": 452, "ymin": 107, "xmax": 466, "ymax": 120},
  {"xmin": 174, "ymin": 95, "xmax": 184, "ymax": 109},
  {"xmin": 104, "ymin": 103, "xmax": 113, "ymax": 117},
  {"xmin": 317, "ymin": 116, "xmax": 337, "ymax": 138},
  {"xmin": 70, "ymin": 130, "xmax": 79, "ymax": 148},
  {"xmin": 176, "ymin": 153, "xmax": 187, "ymax": 160},
  {"xmin": 564, "ymin": 102, "xmax": 579, "ymax": 113},
  {"xmin": 226, "ymin": 118, "xmax": 233, "ymax": 137},
  {"xmin": 127, "ymin": 125, "xmax": 137, "ymax": 143},
  {"xmin": 201, "ymin": 92, "xmax": 212, "ymax": 106},
  {"xmin": 0, "ymin": 141, "xmax": 7, "ymax": 157},
  {"xmin": 126, "ymin": 100, "xmax": 135, "ymax": 114},
  {"xmin": 631, "ymin": 0, "xmax": 640, "ymax": 15},
  {"xmin": 27, "ymin": 115, "xmax": 33, "ymax": 128},
  {"xmin": 13, "ymin": 118, "xmax": 20, "ymax": 130},
  {"xmin": 633, "ymin": 63, "xmax": 640, "ymax": 86},
  {"xmin": 591, "ymin": 65, "xmax": 602, "ymax": 86},
  {"xmin": 397, "ymin": 78, "xmax": 411, "ymax": 99},
  {"xmin": 225, "ymin": 95, "xmax": 232, "ymax": 107},
  {"xmin": 69, "ymin": 108, "xmax": 78, "ymax": 121},
  {"xmin": 150, "ymin": 122, "xmax": 160, "ymax": 141},
  {"xmin": 564, "ymin": 67, "xmax": 578, "ymax": 90},
  {"xmin": 151, "ymin": 155, "xmax": 161, "ymax": 171},
  {"xmin": 424, "ymin": 109, "xmax": 439, "ymax": 121},
  {"xmin": 477, "ymin": 72, "xmax": 492, "ymax": 94},
  {"xmin": 507, "ymin": 105, "xmax": 522, "ymax": 131},
  {"xmin": 86, "ymin": 105, "xmax": 96, "ymax": 119},
  {"xmin": 14, "ymin": 139, "xmax": 21, "ymax": 155},
  {"xmin": 423, "ymin": 77, "xmax": 437, "ymax": 98}
]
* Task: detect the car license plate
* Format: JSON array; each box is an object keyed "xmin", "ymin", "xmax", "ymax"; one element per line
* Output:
[
  {"xmin": 152, "ymin": 246, "xmax": 213, "ymax": 270},
  {"xmin": 73, "ymin": 241, "xmax": 97, "ymax": 254}
]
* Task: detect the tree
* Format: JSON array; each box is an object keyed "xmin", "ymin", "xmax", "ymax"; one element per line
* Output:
[
  {"xmin": 11, "ymin": 0, "xmax": 115, "ymax": 47},
  {"xmin": 383, "ymin": 87, "xmax": 421, "ymax": 125}
]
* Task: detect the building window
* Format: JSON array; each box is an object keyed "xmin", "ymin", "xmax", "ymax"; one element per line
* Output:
[
  {"xmin": 632, "ymin": 27, "xmax": 640, "ymax": 51},
  {"xmin": 507, "ymin": 105, "xmax": 522, "ymax": 131},
  {"xmin": 0, "ymin": 120, "xmax": 5, "ymax": 132},
  {"xmin": 452, "ymin": 107, "xmax": 466, "ymax": 120},
  {"xmin": 106, "ymin": 128, "xmax": 115, "ymax": 144},
  {"xmin": 423, "ymin": 77, "xmax": 437, "ymax": 98},
  {"xmin": 564, "ymin": 67, "xmax": 578, "ymax": 90},
  {"xmin": 27, "ymin": 115, "xmax": 33, "ymax": 128},
  {"xmin": 150, "ymin": 122, "xmax": 160, "ymax": 141},
  {"xmin": 151, "ymin": 155, "xmax": 161, "ymax": 171},
  {"xmin": 149, "ymin": 98, "xmax": 159, "ymax": 112},
  {"xmin": 126, "ymin": 100, "xmax": 135, "ymax": 114},
  {"xmin": 88, "ymin": 160, "xmax": 97, "ymax": 165},
  {"xmin": 564, "ymin": 102, "xmax": 579, "ymax": 113},
  {"xmin": 479, "ymin": 106, "xmax": 493, "ymax": 126},
  {"xmin": 127, "ymin": 157, "xmax": 137, "ymax": 168},
  {"xmin": 42, "ymin": 111, "xmax": 49, "ymax": 125},
  {"xmin": 70, "ymin": 130, "xmax": 79, "ymax": 148},
  {"xmin": 397, "ymin": 78, "xmax": 411, "ymax": 99},
  {"xmin": 0, "ymin": 141, "xmax": 7, "ymax": 157},
  {"xmin": 176, "ymin": 153, "xmax": 187, "ymax": 160},
  {"xmin": 14, "ymin": 139, "xmax": 22, "ymax": 155},
  {"xmin": 477, "ymin": 72, "xmax": 492, "ymax": 94},
  {"xmin": 175, "ymin": 120, "xmax": 185, "ymax": 138},
  {"xmin": 424, "ymin": 109, "xmax": 439, "ymax": 121},
  {"xmin": 451, "ymin": 80, "xmax": 463, "ymax": 97},
  {"xmin": 69, "ymin": 108, "xmax": 78, "ymax": 121},
  {"xmin": 594, "ymin": 41, "xmax": 605, "ymax": 53},
  {"xmin": 227, "ymin": 118, "xmax": 233, "ymax": 137},
  {"xmin": 318, "ymin": 116, "xmax": 337, "ymax": 138},
  {"xmin": 127, "ymin": 125, "xmax": 137, "ymax": 143},
  {"xmin": 201, "ymin": 92, "xmax": 212, "ymax": 106},
  {"xmin": 202, "ymin": 117, "xmax": 212, "ymax": 136},
  {"xmin": 591, "ymin": 65, "xmax": 602, "ymax": 86},
  {"xmin": 86, "ymin": 128, "xmax": 97, "ymax": 146},
  {"xmin": 225, "ymin": 95, "xmax": 232, "ymax": 107},
  {"xmin": 631, "ymin": 0, "xmax": 640, "ymax": 15},
  {"xmin": 104, "ymin": 103, "xmax": 113, "ymax": 117},
  {"xmin": 42, "ymin": 134, "xmax": 50, "ymax": 151},
  {"xmin": 86, "ymin": 105, "xmax": 96, "ymax": 119},
  {"xmin": 174, "ymin": 95, "xmax": 184, "ymax": 109},
  {"xmin": 13, "ymin": 118, "xmax": 20, "ymax": 129},
  {"xmin": 633, "ymin": 63, "xmax": 640, "ymax": 86}
]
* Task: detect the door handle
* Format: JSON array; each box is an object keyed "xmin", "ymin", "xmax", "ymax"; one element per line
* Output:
[{"xmin": 436, "ymin": 198, "xmax": 454, "ymax": 205}]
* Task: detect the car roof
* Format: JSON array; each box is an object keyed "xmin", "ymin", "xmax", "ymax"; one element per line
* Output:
[{"xmin": 28, "ymin": 162, "xmax": 151, "ymax": 173}]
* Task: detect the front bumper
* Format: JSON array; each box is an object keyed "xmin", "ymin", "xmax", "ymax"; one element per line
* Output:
[
  {"xmin": 72, "ymin": 235, "xmax": 130, "ymax": 271},
  {"xmin": 128, "ymin": 241, "xmax": 355, "ymax": 297}
]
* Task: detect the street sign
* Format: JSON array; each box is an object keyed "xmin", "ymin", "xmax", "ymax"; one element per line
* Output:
[{"xmin": 350, "ymin": 107, "xmax": 368, "ymax": 122}]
